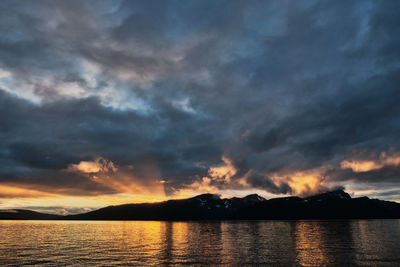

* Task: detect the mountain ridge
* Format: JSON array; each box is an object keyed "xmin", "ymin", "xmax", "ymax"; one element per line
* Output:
[{"xmin": 1, "ymin": 190, "xmax": 399, "ymax": 220}]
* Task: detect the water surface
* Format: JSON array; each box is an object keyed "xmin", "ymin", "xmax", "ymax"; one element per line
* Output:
[{"xmin": 0, "ymin": 220, "xmax": 399, "ymax": 266}]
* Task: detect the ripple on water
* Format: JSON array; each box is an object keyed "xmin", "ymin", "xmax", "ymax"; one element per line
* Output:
[{"xmin": 0, "ymin": 220, "xmax": 399, "ymax": 266}]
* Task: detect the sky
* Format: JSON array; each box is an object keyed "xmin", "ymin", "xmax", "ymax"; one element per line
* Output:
[{"xmin": 0, "ymin": 0, "xmax": 400, "ymax": 214}]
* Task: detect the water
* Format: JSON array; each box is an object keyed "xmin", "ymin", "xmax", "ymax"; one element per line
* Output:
[{"xmin": 0, "ymin": 220, "xmax": 399, "ymax": 266}]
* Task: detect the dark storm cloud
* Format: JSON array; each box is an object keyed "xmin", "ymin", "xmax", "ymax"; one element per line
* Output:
[
  {"xmin": 246, "ymin": 173, "xmax": 293, "ymax": 195},
  {"xmin": 0, "ymin": 0, "xmax": 399, "ymax": 200}
]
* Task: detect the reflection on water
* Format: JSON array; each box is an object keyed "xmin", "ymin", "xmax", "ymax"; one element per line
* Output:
[
  {"xmin": 294, "ymin": 221, "xmax": 357, "ymax": 266},
  {"xmin": 0, "ymin": 220, "xmax": 399, "ymax": 266}
]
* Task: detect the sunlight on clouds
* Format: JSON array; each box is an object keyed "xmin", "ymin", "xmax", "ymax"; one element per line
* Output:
[
  {"xmin": 171, "ymin": 158, "xmax": 268, "ymax": 199},
  {"xmin": 91, "ymin": 174, "xmax": 165, "ymax": 197},
  {"xmin": 271, "ymin": 170, "xmax": 327, "ymax": 197},
  {"xmin": 0, "ymin": 182, "xmax": 169, "ymax": 215},
  {"xmin": 341, "ymin": 160, "xmax": 382, "ymax": 172},
  {"xmin": 0, "ymin": 184, "xmax": 57, "ymax": 198},
  {"xmin": 219, "ymin": 189, "xmax": 279, "ymax": 200},
  {"xmin": 0, "ymin": 191, "xmax": 170, "ymax": 215},
  {"xmin": 67, "ymin": 157, "xmax": 166, "ymax": 197},
  {"xmin": 68, "ymin": 157, "xmax": 117, "ymax": 173},
  {"xmin": 208, "ymin": 156, "xmax": 237, "ymax": 183},
  {"xmin": 382, "ymin": 153, "xmax": 400, "ymax": 165},
  {"xmin": 174, "ymin": 177, "xmax": 219, "ymax": 198},
  {"xmin": 341, "ymin": 152, "xmax": 400, "ymax": 172},
  {"xmin": 288, "ymin": 174, "xmax": 323, "ymax": 197}
]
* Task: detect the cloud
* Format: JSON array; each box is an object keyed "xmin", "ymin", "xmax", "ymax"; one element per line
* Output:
[
  {"xmin": 0, "ymin": 184, "xmax": 56, "ymax": 199},
  {"xmin": 208, "ymin": 156, "xmax": 237, "ymax": 183},
  {"xmin": 68, "ymin": 157, "xmax": 117, "ymax": 174},
  {"xmin": 341, "ymin": 160, "xmax": 382, "ymax": 173},
  {"xmin": 0, "ymin": 0, "xmax": 400, "ymax": 212},
  {"xmin": 341, "ymin": 153, "xmax": 400, "ymax": 172}
]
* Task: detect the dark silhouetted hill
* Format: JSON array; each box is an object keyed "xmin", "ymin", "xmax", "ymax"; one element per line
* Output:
[
  {"xmin": 65, "ymin": 190, "xmax": 400, "ymax": 220},
  {"xmin": 1, "ymin": 190, "xmax": 400, "ymax": 220},
  {"xmin": 0, "ymin": 209, "xmax": 63, "ymax": 220}
]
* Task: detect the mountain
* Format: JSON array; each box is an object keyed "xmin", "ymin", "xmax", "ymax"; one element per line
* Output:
[
  {"xmin": 65, "ymin": 190, "xmax": 400, "ymax": 220},
  {"xmin": 0, "ymin": 209, "xmax": 63, "ymax": 220},
  {"xmin": 65, "ymin": 193, "xmax": 267, "ymax": 220},
  {"xmin": 1, "ymin": 190, "xmax": 400, "ymax": 220},
  {"xmin": 240, "ymin": 190, "xmax": 400, "ymax": 220}
]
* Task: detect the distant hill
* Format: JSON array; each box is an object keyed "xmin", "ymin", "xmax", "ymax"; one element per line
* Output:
[
  {"xmin": 0, "ymin": 209, "xmax": 63, "ymax": 220},
  {"xmin": 1, "ymin": 190, "xmax": 400, "ymax": 220}
]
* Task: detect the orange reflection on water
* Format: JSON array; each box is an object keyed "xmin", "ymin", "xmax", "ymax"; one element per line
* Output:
[
  {"xmin": 0, "ymin": 220, "xmax": 398, "ymax": 266},
  {"xmin": 294, "ymin": 221, "xmax": 335, "ymax": 266}
]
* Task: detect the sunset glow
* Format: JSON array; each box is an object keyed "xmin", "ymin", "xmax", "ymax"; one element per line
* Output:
[
  {"xmin": 0, "ymin": 0, "xmax": 399, "ymax": 214},
  {"xmin": 341, "ymin": 153, "xmax": 400, "ymax": 172}
]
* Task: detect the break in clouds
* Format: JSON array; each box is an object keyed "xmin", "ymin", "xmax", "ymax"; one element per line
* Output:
[{"xmin": 1, "ymin": 0, "xmax": 400, "ymax": 206}]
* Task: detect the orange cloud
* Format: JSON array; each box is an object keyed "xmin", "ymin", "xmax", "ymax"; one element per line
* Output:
[
  {"xmin": 0, "ymin": 184, "xmax": 57, "ymax": 198},
  {"xmin": 170, "ymin": 156, "xmax": 240, "ymax": 198},
  {"xmin": 288, "ymin": 174, "xmax": 324, "ymax": 197},
  {"xmin": 208, "ymin": 156, "xmax": 237, "ymax": 182},
  {"xmin": 171, "ymin": 177, "xmax": 219, "ymax": 199},
  {"xmin": 271, "ymin": 169, "xmax": 327, "ymax": 197},
  {"xmin": 68, "ymin": 157, "xmax": 117, "ymax": 173},
  {"xmin": 66, "ymin": 157, "xmax": 168, "ymax": 198},
  {"xmin": 341, "ymin": 152, "xmax": 400, "ymax": 172},
  {"xmin": 340, "ymin": 160, "xmax": 382, "ymax": 172}
]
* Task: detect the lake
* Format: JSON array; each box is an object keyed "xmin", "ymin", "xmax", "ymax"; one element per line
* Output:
[{"xmin": 0, "ymin": 220, "xmax": 399, "ymax": 266}]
